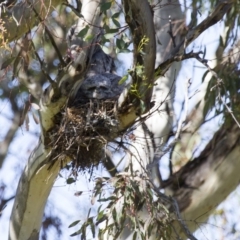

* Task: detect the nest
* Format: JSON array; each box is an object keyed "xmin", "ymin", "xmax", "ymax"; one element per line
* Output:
[{"xmin": 48, "ymin": 99, "xmax": 119, "ymax": 169}]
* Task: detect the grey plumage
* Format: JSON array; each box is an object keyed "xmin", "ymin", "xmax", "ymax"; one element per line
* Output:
[
  {"xmin": 67, "ymin": 26, "xmax": 124, "ymax": 103},
  {"xmin": 86, "ymin": 46, "xmax": 116, "ymax": 76},
  {"xmin": 78, "ymin": 73, "xmax": 123, "ymax": 100}
]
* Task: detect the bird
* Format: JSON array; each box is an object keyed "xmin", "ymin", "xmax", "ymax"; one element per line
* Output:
[
  {"xmin": 66, "ymin": 26, "xmax": 125, "ymax": 104},
  {"xmin": 86, "ymin": 45, "xmax": 116, "ymax": 77},
  {"xmin": 77, "ymin": 73, "xmax": 123, "ymax": 101}
]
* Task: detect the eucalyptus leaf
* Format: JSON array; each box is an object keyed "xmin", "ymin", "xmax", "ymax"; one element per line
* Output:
[
  {"xmin": 68, "ymin": 220, "xmax": 81, "ymax": 228},
  {"xmin": 1, "ymin": 57, "xmax": 15, "ymax": 70},
  {"xmin": 66, "ymin": 177, "xmax": 76, "ymax": 184},
  {"xmin": 100, "ymin": 2, "xmax": 112, "ymax": 12},
  {"xmin": 77, "ymin": 26, "xmax": 89, "ymax": 38},
  {"xmin": 118, "ymin": 75, "xmax": 128, "ymax": 85}
]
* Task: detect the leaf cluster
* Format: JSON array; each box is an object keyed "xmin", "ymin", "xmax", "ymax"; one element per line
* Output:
[{"xmin": 69, "ymin": 173, "xmax": 172, "ymax": 240}]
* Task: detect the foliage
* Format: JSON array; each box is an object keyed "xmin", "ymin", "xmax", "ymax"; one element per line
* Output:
[{"xmin": 69, "ymin": 172, "xmax": 172, "ymax": 240}]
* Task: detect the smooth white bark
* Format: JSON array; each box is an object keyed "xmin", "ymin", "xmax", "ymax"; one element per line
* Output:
[
  {"xmin": 9, "ymin": 142, "xmax": 61, "ymax": 240},
  {"xmin": 124, "ymin": 0, "xmax": 184, "ymax": 192}
]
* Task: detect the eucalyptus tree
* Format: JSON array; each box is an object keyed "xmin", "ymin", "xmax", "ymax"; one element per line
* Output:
[{"xmin": 0, "ymin": 0, "xmax": 239, "ymax": 239}]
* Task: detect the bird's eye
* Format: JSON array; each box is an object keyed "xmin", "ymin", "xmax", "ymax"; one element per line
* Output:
[
  {"xmin": 87, "ymin": 87, "xmax": 96, "ymax": 91},
  {"xmin": 99, "ymin": 86, "xmax": 108, "ymax": 91}
]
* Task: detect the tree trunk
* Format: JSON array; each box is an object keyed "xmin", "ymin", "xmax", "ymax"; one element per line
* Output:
[{"xmin": 8, "ymin": 0, "xmax": 106, "ymax": 239}]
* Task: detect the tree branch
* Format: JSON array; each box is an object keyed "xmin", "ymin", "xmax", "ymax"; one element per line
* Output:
[
  {"xmin": 155, "ymin": 0, "xmax": 234, "ymax": 76},
  {"xmin": 163, "ymin": 121, "xmax": 240, "ymax": 238},
  {"xmin": 117, "ymin": 0, "xmax": 156, "ymax": 129}
]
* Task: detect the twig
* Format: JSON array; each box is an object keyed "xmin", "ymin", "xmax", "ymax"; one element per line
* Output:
[
  {"xmin": 167, "ymin": 15, "xmax": 176, "ymax": 48},
  {"xmin": 148, "ymin": 178, "xmax": 197, "ymax": 240},
  {"xmin": 30, "ymin": 3, "xmax": 66, "ymax": 67},
  {"xmin": 195, "ymin": 54, "xmax": 240, "ymax": 129},
  {"xmin": 30, "ymin": 38, "xmax": 56, "ymax": 86},
  {"xmin": 155, "ymin": 51, "xmax": 204, "ymax": 76},
  {"xmin": 171, "ymin": 197, "xmax": 198, "ymax": 240},
  {"xmin": 155, "ymin": 0, "xmax": 234, "ymax": 77}
]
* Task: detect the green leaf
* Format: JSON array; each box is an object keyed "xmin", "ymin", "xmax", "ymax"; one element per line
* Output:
[
  {"xmin": 87, "ymin": 208, "xmax": 91, "ymax": 218},
  {"xmin": 106, "ymin": 28, "xmax": 119, "ymax": 34},
  {"xmin": 118, "ymin": 75, "xmax": 128, "ymax": 85},
  {"xmin": 77, "ymin": 26, "xmax": 89, "ymax": 38},
  {"xmin": 112, "ymin": 12, "xmax": 121, "ymax": 19},
  {"xmin": 118, "ymin": 48, "xmax": 132, "ymax": 53},
  {"xmin": 68, "ymin": 220, "xmax": 81, "ymax": 228},
  {"xmin": 66, "ymin": 177, "xmax": 76, "ymax": 184},
  {"xmin": 96, "ymin": 211, "xmax": 108, "ymax": 225},
  {"xmin": 70, "ymin": 229, "xmax": 81, "ymax": 237},
  {"xmin": 100, "ymin": 2, "xmax": 112, "ymax": 12},
  {"xmin": 81, "ymin": 224, "xmax": 86, "ymax": 239},
  {"xmin": 89, "ymin": 218, "xmax": 95, "ymax": 237},
  {"xmin": 112, "ymin": 207, "xmax": 117, "ymax": 224},
  {"xmin": 1, "ymin": 57, "xmax": 15, "ymax": 70},
  {"xmin": 133, "ymin": 232, "xmax": 137, "ymax": 240},
  {"xmin": 97, "ymin": 210, "xmax": 104, "ymax": 221},
  {"xmin": 140, "ymin": 100, "xmax": 146, "ymax": 113},
  {"xmin": 98, "ymin": 196, "xmax": 117, "ymax": 202},
  {"xmin": 116, "ymin": 38, "xmax": 125, "ymax": 50},
  {"xmin": 104, "ymin": 28, "xmax": 118, "ymax": 40},
  {"xmin": 102, "ymin": 45, "xmax": 111, "ymax": 54},
  {"xmin": 85, "ymin": 34, "xmax": 94, "ymax": 42},
  {"xmin": 112, "ymin": 18, "xmax": 121, "ymax": 27},
  {"xmin": 136, "ymin": 65, "xmax": 144, "ymax": 76}
]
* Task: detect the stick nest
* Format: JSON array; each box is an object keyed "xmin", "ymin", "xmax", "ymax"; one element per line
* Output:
[{"xmin": 48, "ymin": 99, "xmax": 119, "ymax": 169}]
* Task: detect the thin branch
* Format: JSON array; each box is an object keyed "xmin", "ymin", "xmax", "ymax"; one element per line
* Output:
[
  {"xmin": 30, "ymin": 38, "xmax": 56, "ymax": 86},
  {"xmin": 195, "ymin": 54, "xmax": 240, "ymax": 129},
  {"xmin": 167, "ymin": 15, "xmax": 176, "ymax": 48},
  {"xmin": 171, "ymin": 197, "xmax": 198, "ymax": 240},
  {"xmin": 155, "ymin": 51, "xmax": 204, "ymax": 76},
  {"xmin": 155, "ymin": 0, "xmax": 234, "ymax": 77},
  {"xmin": 30, "ymin": 5, "xmax": 65, "ymax": 67}
]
